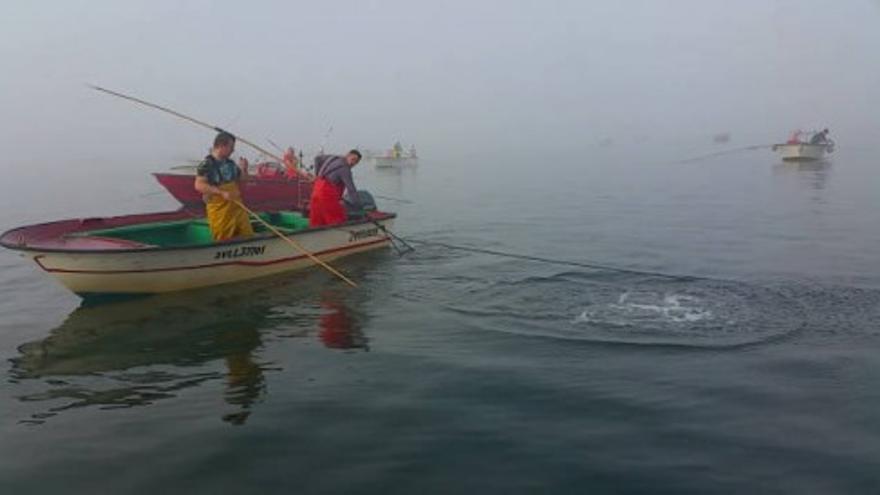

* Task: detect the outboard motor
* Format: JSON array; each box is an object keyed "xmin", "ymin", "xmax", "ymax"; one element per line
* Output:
[{"xmin": 345, "ymin": 190, "xmax": 378, "ymax": 218}]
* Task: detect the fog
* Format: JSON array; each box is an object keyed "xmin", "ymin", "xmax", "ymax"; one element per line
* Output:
[{"xmin": 1, "ymin": 0, "xmax": 878, "ymax": 190}]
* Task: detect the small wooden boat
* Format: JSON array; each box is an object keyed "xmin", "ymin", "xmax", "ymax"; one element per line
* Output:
[
  {"xmin": 0, "ymin": 208, "xmax": 394, "ymax": 299},
  {"xmin": 771, "ymin": 142, "xmax": 834, "ymax": 161},
  {"xmin": 772, "ymin": 130, "xmax": 835, "ymax": 161},
  {"xmin": 154, "ymin": 166, "xmax": 312, "ymax": 210}
]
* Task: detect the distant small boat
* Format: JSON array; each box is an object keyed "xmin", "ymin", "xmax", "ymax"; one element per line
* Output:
[
  {"xmin": 367, "ymin": 142, "xmax": 418, "ymax": 168},
  {"xmin": 0, "ymin": 208, "xmax": 394, "ymax": 298},
  {"xmin": 370, "ymin": 156, "xmax": 418, "ymax": 168},
  {"xmin": 713, "ymin": 132, "xmax": 731, "ymax": 144}
]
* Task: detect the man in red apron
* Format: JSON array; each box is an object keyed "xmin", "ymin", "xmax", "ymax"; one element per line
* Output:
[{"xmin": 309, "ymin": 149, "xmax": 363, "ymax": 227}]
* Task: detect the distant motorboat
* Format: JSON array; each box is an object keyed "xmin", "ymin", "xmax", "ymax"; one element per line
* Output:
[
  {"xmin": 370, "ymin": 156, "xmax": 418, "ymax": 168},
  {"xmin": 368, "ymin": 142, "xmax": 418, "ymax": 168}
]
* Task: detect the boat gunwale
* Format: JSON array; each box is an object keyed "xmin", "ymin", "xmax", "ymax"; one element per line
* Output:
[
  {"xmin": 0, "ymin": 211, "xmax": 396, "ymax": 255},
  {"xmin": 152, "ymin": 171, "xmax": 303, "ymax": 185},
  {"xmin": 771, "ymin": 143, "xmax": 831, "ymax": 149}
]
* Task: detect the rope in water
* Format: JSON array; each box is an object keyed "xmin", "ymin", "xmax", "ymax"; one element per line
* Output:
[
  {"xmin": 672, "ymin": 144, "xmax": 772, "ymax": 164},
  {"xmin": 403, "ymin": 238, "xmax": 709, "ymax": 282}
]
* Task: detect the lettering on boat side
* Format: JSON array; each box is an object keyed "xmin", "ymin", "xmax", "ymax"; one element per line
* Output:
[
  {"xmin": 348, "ymin": 227, "xmax": 380, "ymax": 242},
  {"xmin": 214, "ymin": 245, "xmax": 267, "ymax": 260}
]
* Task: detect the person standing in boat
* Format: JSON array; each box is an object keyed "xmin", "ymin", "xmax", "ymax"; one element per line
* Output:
[
  {"xmin": 194, "ymin": 132, "xmax": 254, "ymax": 241},
  {"xmin": 810, "ymin": 129, "xmax": 830, "ymax": 145},
  {"xmin": 309, "ymin": 150, "xmax": 362, "ymax": 227},
  {"xmin": 786, "ymin": 130, "xmax": 804, "ymax": 144},
  {"xmin": 282, "ymin": 146, "xmax": 314, "ymax": 180}
]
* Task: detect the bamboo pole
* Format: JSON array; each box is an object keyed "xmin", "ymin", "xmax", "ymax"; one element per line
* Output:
[
  {"xmin": 89, "ymin": 84, "xmax": 314, "ymax": 180},
  {"xmin": 235, "ymin": 201, "xmax": 358, "ymax": 288}
]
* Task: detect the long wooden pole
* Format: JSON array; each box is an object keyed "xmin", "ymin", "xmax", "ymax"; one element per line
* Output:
[
  {"xmin": 235, "ymin": 201, "xmax": 358, "ymax": 288},
  {"xmin": 89, "ymin": 84, "xmax": 314, "ymax": 181}
]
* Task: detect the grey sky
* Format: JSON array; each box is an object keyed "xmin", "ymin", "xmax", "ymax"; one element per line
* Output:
[{"xmin": 1, "ymin": 0, "xmax": 878, "ymax": 179}]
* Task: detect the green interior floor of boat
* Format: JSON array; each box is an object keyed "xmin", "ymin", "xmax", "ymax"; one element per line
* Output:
[{"xmin": 77, "ymin": 211, "xmax": 309, "ymax": 247}]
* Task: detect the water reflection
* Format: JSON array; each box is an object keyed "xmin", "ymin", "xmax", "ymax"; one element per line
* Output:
[
  {"xmin": 10, "ymin": 275, "xmax": 369, "ymax": 425},
  {"xmin": 319, "ymin": 298, "xmax": 368, "ymax": 350},
  {"xmin": 773, "ymin": 160, "xmax": 832, "ymax": 192}
]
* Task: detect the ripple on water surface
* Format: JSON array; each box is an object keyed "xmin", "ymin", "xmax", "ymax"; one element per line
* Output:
[{"xmin": 443, "ymin": 270, "xmax": 809, "ymax": 349}]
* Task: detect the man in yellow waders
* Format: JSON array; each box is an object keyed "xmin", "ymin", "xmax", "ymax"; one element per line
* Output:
[{"xmin": 194, "ymin": 132, "xmax": 254, "ymax": 241}]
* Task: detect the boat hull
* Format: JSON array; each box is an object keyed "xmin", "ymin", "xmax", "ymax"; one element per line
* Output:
[
  {"xmin": 370, "ymin": 157, "xmax": 418, "ymax": 168},
  {"xmin": 154, "ymin": 173, "xmax": 312, "ymax": 209},
  {"xmin": 772, "ymin": 143, "xmax": 828, "ymax": 161},
  {"xmin": 5, "ymin": 216, "xmax": 394, "ymax": 296}
]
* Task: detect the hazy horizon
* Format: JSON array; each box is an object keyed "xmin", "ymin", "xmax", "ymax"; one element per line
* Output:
[{"xmin": 1, "ymin": 0, "xmax": 878, "ymax": 178}]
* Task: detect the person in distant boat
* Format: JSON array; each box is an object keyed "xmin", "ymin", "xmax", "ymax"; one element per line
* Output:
[
  {"xmin": 810, "ymin": 129, "xmax": 830, "ymax": 145},
  {"xmin": 194, "ymin": 132, "xmax": 254, "ymax": 241},
  {"xmin": 786, "ymin": 130, "xmax": 803, "ymax": 144},
  {"xmin": 282, "ymin": 147, "xmax": 312, "ymax": 180},
  {"xmin": 308, "ymin": 150, "xmax": 362, "ymax": 227},
  {"xmin": 255, "ymin": 163, "xmax": 281, "ymax": 179},
  {"xmin": 253, "ymin": 147, "xmax": 311, "ymax": 181}
]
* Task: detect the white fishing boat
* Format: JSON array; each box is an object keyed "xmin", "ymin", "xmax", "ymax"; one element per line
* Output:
[
  {"xmin": 371, "ymin": 156, "xmax": 418, "ymax": 168},
  {"xmin": 368, "ymin": 142, "xmax": 418, "ymax": 168},
  {"xmin": 0, "ymin": 208, "xmax": 394, "ymax": 299},
  {"xmin": 772, "ymin": 130, "xmax": 835, "ymax": 161},
  {"xmin": 771, "ymin": 143, "xmax": 833, "ymax": 161}
]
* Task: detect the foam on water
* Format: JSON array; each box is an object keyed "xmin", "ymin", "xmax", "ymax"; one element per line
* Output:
[
  {"xmin": 432, "ymin": 265, "xmax": 808, "ymax": 349},
  {"xmin": 576, "ymin": 291, "xmax": 715, "ymax": 325}
]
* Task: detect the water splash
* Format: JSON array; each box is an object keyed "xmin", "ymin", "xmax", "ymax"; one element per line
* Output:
[{"xmin": 576, "ymin": 291, "xmax": 714, "ymax": 325}]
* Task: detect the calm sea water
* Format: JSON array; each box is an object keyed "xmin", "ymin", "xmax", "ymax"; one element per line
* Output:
[{"xmin": 2, "ymin": 141, "xmax": 880, "ymax": 494}]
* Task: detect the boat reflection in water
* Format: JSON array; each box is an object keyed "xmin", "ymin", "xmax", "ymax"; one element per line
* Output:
[
  {"xmin": 774, "ymin": 159, "xmax": 832, "ymax": 194},
  {"xmin": 318, "ymin": 299, "xmax": 368, "ymax": 350},
  {"xmin": 10, "ymin": 275, "xmax": 369, "ymax": 426}
]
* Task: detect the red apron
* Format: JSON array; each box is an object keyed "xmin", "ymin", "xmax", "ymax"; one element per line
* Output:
[{"xmin": 309, "ymin": 177, "xmax": 347, "ymax": 227}]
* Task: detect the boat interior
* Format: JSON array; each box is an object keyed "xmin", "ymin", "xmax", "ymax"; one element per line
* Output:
[{"xmin": 75, "ymin": 211, "xmax": 311, "ymax": 248}]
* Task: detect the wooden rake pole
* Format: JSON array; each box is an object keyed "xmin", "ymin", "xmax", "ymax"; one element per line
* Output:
[
  {"xmin": 235, "ymin": 201, "xmax": 358, "ymax": 288},
  {"xmin": 88, "ymin": 84, "xmax": 314, "ymax": 181}
]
